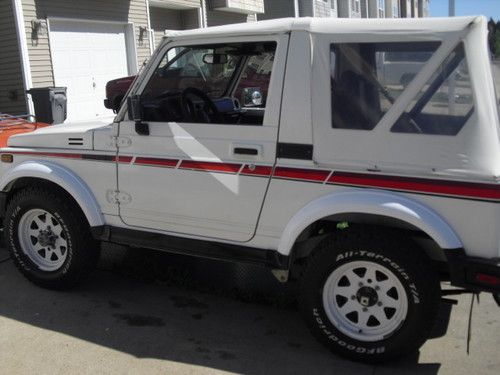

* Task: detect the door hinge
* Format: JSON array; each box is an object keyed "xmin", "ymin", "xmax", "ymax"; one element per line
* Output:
[
  {"xmin": 108, "ymin": 136, "xmax": 132, "ymax": 148},
  {"xmin": 106, "ymin": 189, "xmax": 132, "ymax": 205}
]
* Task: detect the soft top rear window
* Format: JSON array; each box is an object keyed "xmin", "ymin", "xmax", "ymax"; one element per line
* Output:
[{"xmin": 330, "ymin": 41, "xmax": 441, "ymax": 131}]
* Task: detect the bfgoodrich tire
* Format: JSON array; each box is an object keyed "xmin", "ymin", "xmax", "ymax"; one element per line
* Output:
[
  {"xmin": 4, "ymin": 187, "xmax": 100, "ymax": 290},
  {"xmin": 299, "ymin": 227, "xmax": 440, "ymax": 363}
]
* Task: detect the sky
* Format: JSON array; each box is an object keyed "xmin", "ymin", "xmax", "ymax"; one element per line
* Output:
[{"xmin": 430, "ymin": 0, "xmax": 500, "ymax": 20}]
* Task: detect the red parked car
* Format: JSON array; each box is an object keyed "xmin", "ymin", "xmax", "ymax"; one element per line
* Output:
[
  {"xmin": 104, "ymin": 56, "xmax": 272, "ymax": 113},
  {"xmin": 104, "ymin": 76, "xmax": 135, "ymax": 113}
]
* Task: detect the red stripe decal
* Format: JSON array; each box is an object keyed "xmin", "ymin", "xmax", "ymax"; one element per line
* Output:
[
  {"xmin": 113, "ymin": 156, "xmax": 133, "ymax": 163},
  {"xmin": 240, "ymin": 165, "xmax": 273, "ymax": 177},
  {"xmin": 328, "ymin": 172, "xmax": 500, "ymax": 200},
  {"xmin": 179, "ymin": 160, "xmax": 241, "ymax": 173},
  {"xmin": 274, "ymin": 167, "xmax": 330, "ymax": 182},
  {"xmin": 8, "ymin": 151, "xmax": 82, "ymax": 159},
  {"xmin": 135, "ymin": 157, "xmax": 178, "ymax": 168}
]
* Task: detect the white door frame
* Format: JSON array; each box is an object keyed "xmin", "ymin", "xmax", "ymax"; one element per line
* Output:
[{"xmin": 46, "ymin": 17, "xmax": 139, "ymax": 76}]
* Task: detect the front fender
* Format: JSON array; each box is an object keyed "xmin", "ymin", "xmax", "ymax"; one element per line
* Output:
[
  {"xmin": 277, "ymin": 189, "xmax": 462, "ymax": 256},
  {"xmin": 0, "ymin": 160, "xmax": 104, "ymax": 227}
]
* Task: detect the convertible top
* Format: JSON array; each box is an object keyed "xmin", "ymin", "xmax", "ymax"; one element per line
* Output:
[{"xmin": 164, "ymin": 16, "xmax": 481, "ymax": 40}]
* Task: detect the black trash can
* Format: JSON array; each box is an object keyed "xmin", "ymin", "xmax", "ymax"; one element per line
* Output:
[{"xmin": 27, "ymin": 87, "xmax": 67, "ymax": 124}]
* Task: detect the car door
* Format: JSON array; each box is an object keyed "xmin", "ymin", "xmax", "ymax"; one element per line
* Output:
[{"xmin": 116, "ymin": 34, "xmax": 289, "ymax": 242}]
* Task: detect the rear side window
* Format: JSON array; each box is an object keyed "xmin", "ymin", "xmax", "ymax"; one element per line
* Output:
[
  {"xmin": 330, "ymin": 42, "xmax": 440, "ymax": 130},
  {"xmin": 391, "ymin": 44, "xmax": 474, "ymax": 135}
]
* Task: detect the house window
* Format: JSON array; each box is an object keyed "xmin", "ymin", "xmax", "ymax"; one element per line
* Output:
[
  {"xmin": 391, "ymin": 44, "xmax": 474, "ymax": 135},
  {"xmin": 330, "ymin": 41, "xmax": 440, "ymax": 130},
  {"xmin": 331, "ymin": 0, "xmax": 337, "ymax": 10}
]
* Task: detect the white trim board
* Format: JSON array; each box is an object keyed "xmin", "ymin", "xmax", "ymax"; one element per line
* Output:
[{"xmin": 12, "ymin": 0, "xmax": 34, "ymax": 115}]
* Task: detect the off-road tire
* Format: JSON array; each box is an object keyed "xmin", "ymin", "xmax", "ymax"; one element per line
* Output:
[
  {"xmin": 299, "ymin": 227, "xmax": 440, "ymax": 363},
  {"xmin": 4, "ymin": 187, "xmax": 100, "ymax": 290}
]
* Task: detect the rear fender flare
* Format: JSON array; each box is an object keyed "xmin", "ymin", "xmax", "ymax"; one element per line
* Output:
[{"xmin": 277, "ymin": 189, "xmax": 463, "ymax": 256}]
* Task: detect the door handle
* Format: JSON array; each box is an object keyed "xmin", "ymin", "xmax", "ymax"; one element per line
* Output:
[{"xmin": 234, "ymin": 147, "xmax": 259, "ymax": 155}]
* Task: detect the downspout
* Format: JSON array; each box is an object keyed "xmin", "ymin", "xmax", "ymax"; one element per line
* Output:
[
  {"xmin": 145, "ymin": 0, "xmax": 154, "ymax": 53},
  {"xmin": 12, "ymin": 0, "xmax": 34, "ymax": 116},
  {"xmin": 294, "ymin": 0, "xmax": 299, "ymax": 17},
  {"xmin": 199, "ymin": 0, "xmax": 207, "ymax": 28}
]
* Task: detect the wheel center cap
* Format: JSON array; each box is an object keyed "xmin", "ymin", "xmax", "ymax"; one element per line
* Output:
[
  {"xmin": 356, "ymin": 286, "xmax": 378, "ymax": 307},
  {"xmin": 38, "ymin": 229, "xmax": 57, "ymax": 247}
]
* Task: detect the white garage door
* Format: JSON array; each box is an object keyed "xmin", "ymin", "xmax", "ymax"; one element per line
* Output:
[{"xmin": 49, "ymin": 20, "xmax": 132, "ymax": 121}]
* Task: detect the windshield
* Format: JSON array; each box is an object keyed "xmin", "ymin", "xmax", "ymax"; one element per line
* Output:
[{"xmin": 492, "ymin": 58, "xmax": 500, "ymax": 118}]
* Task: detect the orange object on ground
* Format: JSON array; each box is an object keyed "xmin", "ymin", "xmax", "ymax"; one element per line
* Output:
[{"xmin": 0, "ymin": 115, "xmax": 50, "ymax": 148}]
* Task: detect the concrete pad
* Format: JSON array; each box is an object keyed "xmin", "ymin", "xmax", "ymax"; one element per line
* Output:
[{"xmin": 0, "ymin": 250, "xmax": 499, "ymax": 375}]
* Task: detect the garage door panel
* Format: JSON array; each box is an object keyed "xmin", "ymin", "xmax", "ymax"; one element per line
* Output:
[{"xmin": 49, "ymin": 20, "xmax": 130, "ymax": 121}]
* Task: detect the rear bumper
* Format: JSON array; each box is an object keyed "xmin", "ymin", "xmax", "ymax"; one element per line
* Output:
[{"xmin": 445, "ymin": 249, "xmax": 500, "ymax": 293}]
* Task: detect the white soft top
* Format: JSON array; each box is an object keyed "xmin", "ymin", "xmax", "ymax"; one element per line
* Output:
[{"xmin": 165, "ymin": 16, "xmax": 481, "ymax": 40}]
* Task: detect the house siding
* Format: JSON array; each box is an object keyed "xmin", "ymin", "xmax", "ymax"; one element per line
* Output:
[
  {"xmin": 258, "ymin": 0, "xmax": 295, "ymax": 20},
  {"xmin": 211, "ymin": 0, "xmax": 264, "ymax": 14},
  {"xmin": 151, "ymin": 0, "xmax": 200, "ymax": 7},
  {"xmin": 150, "ymin": 7, "xmax": 183, "ymax": 45},
  {"xmin": 206, "ymin": 9, "xmax": 247, "ymax": 26},
  {"xmin": 0, "ymin": 1, "xmax": 27, "ymax": 114},
  {"xmin": 21, "ymin": 0, "xmax": 151, "ymax": 88},
  {"xmin": 315, "ymin": 0, "xmax": 333, "ymax": 18},
  {"xmin": 298, "ymin": 0, "xmax": 313, "ymax": 16},
  {"xmin": 182, "ymin": 9, "xmax": 201, "ymax": 29}
]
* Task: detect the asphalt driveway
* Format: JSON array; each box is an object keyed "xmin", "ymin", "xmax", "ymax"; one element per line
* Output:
[{"xmin": 0, "ymin": 245, "xmax": 499, "ymax": 375}]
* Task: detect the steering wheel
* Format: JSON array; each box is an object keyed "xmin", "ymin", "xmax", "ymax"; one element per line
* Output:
[{"xmin": 181, "ymin": 87, "xmax": 221, "ymax": 123}]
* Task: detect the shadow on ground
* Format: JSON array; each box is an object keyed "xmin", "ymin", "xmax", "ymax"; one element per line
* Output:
[{"xmin": 0, "ymin": 244, "xmax": 445, "ymax": 374}]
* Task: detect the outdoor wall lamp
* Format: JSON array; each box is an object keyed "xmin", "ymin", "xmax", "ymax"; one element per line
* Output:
[
  {"xmin": 31, "ymin": 19, "xmax": 46, "ymax": 39},
  {"xmin": 139, "ymin": 26, "xmax": 149, "ymax": 44}
]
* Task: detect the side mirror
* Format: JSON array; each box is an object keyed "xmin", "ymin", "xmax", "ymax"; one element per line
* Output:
[
  {"xmin": 127, "ymin": 95, "xmax": 149, "ymax": 136},
  {"xmin": 127, "ymin": 95, "xmax": 142, "ymax": 121},
  {"xmin": 242, "ymin": 87, "xmax": 263, "ymax": 107}
]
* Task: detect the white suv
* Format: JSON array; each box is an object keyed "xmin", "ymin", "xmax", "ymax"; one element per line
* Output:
[{"xmin": 1, "ymin": 16, "xmax": 499, "ymax": 363}]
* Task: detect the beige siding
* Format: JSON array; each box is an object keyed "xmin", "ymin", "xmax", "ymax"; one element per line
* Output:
[
  {"xmin": 298, "ymin": 0, "xmax": 314, "ymax": 17},
  {"xmin": 0, "ymin": 1, "xmax": 27, "ymax": 114},
  {"xmin": 21, "ymin": 0, "xmax": 151, "ymax": 88},
  {"xmin": 150, "ymin": 7, "xmax": 183, "ymax": 46},
  {"xmin": 315, "ymin": 0, "xmax": 336, "ymax": 17},
  {"xmin": 258, "ymin": 0, "xmax": 295, "ymax": 20},
  {"xmin": 182, "ymin": 9, "xmax": 201, "ymax": 29},
  {"xmin": 151, "ymin": 0, "xmax": 200, "ymax": 8},
  {"xmin": 211, "ymin": 0, "xmax": 264, "ymax": 13},
  {"xmin": 206, "ymin": 10, "xmax": 247, "ymax": 26}
]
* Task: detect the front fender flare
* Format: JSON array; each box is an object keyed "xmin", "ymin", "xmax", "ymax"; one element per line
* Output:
[
  {"xmin": 0, "ymin": 160, "xmax": 104, "ymax": 227},
  {"xmin": 277, "ymin": 189, "xmax": 462, "ymax": 256}
]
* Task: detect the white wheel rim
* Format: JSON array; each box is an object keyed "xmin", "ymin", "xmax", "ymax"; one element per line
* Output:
[
  {"xmin": 18, "ymin": 209, "xmax": 68, "ymax": 272},
  {"xmin": 322, "ymin": 260, "xmax": 408, "ymax": 342}
]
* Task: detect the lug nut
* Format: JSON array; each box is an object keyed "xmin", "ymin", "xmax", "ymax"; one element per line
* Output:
[
  {"xmin": 374, "ymin": 286, "xmax": 380, "ymax": 291},
  {"xmin": 358, "ymin": 282, "xmax": 363, "ymax": 287},
  {"xmin": 362, "ymin": 307, "xmax": 368, "ymax": 312},
  {"xmin": 377, "ymin": 302, "xmax": 383, "ymax": 306},
  {"xmin": 351, "ymin": 295, "xmax": 356, "ymax": 300}
]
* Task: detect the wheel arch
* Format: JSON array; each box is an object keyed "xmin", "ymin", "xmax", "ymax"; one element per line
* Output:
[
  {"xmin": 278, "ymin": 189, "xmax": 463, "ymax": 258},
  {"xmin": 0, "ymin": 161, "xmax": 104, "ymax": 227}
]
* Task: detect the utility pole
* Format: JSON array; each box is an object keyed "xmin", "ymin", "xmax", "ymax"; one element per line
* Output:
[{"xmin": 449, "ymin": 0, "xmax": 455, "ymax": 16}]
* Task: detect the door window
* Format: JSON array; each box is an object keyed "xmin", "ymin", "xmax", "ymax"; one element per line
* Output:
[{"xmin": 140, "ymin": 42, "xmax": 277, "ymax": 125}]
